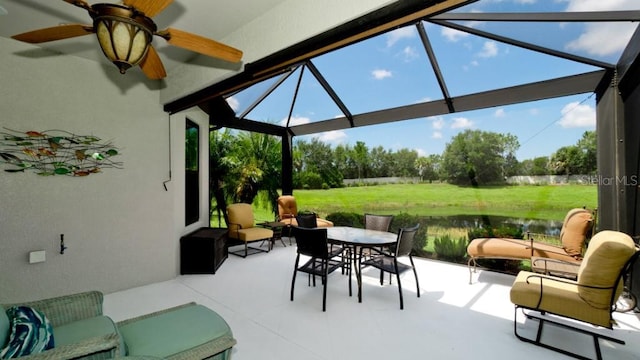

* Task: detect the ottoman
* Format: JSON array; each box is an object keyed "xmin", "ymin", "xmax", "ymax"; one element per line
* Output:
[{"xmin": 117, "ymin": 303, "xmax": 236, "ymax": 360}]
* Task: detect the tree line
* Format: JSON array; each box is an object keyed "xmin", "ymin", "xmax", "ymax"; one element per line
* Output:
[{"xmin": 207, "ymin": 128, "xmax": 595, "ymax": 219}]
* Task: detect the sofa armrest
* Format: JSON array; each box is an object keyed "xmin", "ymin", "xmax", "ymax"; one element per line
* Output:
[
  {"xmin": 4, "ymin": 291, "xmax": 104, "ymax": 327},
  {"xmin": 16, "ymin": 332, "xmax": 120, "ymax": 360}
]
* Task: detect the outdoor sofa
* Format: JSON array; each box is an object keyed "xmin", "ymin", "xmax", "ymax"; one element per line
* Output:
[{"xmin": 1, "ymin": 290, "xmax": 236, "ymax": 359}]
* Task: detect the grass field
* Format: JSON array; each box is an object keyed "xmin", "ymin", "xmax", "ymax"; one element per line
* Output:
[
  {"xmin": 239, "ymin": 182, "xmax": 597, "ymax": 227},
  {"xmin": 289, "ymin": 183, "xmax": 597, "ymax": 221}
]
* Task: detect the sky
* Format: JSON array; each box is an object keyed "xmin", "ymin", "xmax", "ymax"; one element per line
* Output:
[{"xmin": 227, "ymin": 0, "xmax": 639, "ymax": 161}]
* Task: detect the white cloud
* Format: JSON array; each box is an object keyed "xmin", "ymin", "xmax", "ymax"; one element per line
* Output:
[
  {"xmin": 564, "ymin": 0, "xmax": 637, "ymax": 12},
  {"xmin": 432, "ymin": 117, "xmax": 445, "ymax": 130},
  {"xmin": 441, "ymin": 27, "xmax": 469, "ymax": 42},
  {"xmin": 477, "ymin": 41, "xmax": 498, "ymax": 58},
  {"xmin": 372, "ymin": 69, "xmax": 392, "ymax": 80},
  {"xmin": 566, "ymin": 23, "xmax": 635, "ymax": 57},
  {"xmin": 558, "ymin": 101, "xmax": 595, "ymax": 128},
  {"xmin": 280, "ymin": 115, "xmax": 310, "ymax": 127},
  {"xmin": 225, "ymin": 96, "xmax": 239, "ymax": 111},
  {"xmin": 451, "ymin": 117, "xmax": 474, "ymax": 129},
  {"xmin": 432, "ymin": 131, "xmax": 443, "ymax": 139},
  {"xmin": 416, "ymin": 148, "xmax": 427, "ymax": 157},
  {"xmin": 494, "ymin": 108, "xmax": 506, "ymax": 117},
  {"xmin": 563, "ymin": 0, "xmax": 637, "ymax": 56},
  {"xmin": 318, "ymin": 130, "xmax": 347, "ymax": 143},
  {"xmin": 386, "ymin": 27, "xmax": 415, "ymax": 47},
  {"xmin": 401, "ymin": 46, "xmax": 419, "ymax": 62}
]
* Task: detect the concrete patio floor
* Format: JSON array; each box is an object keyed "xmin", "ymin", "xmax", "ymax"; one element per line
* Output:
[{"xmin": 103, "ymin": 238, "xmax": 640, "ymax": 360}]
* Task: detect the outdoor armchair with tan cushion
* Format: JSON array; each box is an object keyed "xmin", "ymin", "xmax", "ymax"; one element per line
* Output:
[
  {"xmin": 509, "ymin": 230, "xmax": 639, "ymax": 360},
  {"xmin": 227, "ymin": 203, "xmax": 273, "ymax": 257},
  {"xmin": 467, "ymin": 208, "xmax": 593, "ymax": 283},
  {"xmin": 277, "ymin": 195, "xmax": 334, "ymax": 228}
]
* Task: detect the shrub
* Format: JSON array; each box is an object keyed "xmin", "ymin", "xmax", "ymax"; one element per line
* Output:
[
  {"xmin": 326, "ymin": 212, "xmax": 363, "ymax": 227},
  {"xmin": 433, "ymin": 234, "xmax": 467, "ymax": 262},
  {"xmin": 467, "ymin": 225, "xmax": 523, "ymax": 240}
]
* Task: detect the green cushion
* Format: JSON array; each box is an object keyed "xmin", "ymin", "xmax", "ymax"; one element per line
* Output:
[
  {"xmin": 0, "ymin": 306, "xmax": 9, "ymax": 349},
  {"xmin": 54, "ymin": 315, "xmax": 124, "ymax": 355},
  {"xmin": 118, "ymin": 304, "xmax": 232, "ymax": 358}
]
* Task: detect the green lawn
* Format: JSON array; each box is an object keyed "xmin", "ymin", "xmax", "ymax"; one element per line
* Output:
[{"xmin": 290, "ymin": 183, "xmax": 597, "ymax": 221}]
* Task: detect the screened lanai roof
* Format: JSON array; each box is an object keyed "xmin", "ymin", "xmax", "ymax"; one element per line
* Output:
[{"xmin": 164, "ymin": 0, "xmax": 640, "ymax": 157}]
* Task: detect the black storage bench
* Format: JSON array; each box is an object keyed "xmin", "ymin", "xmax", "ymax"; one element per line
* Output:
[{"xmin": 180, "ymin": 227, "xmax": 228, "ymax": 274}]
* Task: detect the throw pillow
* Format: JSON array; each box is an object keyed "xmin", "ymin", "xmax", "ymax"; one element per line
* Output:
[{"xmin": 0, "ymin": 306, "xmax": 54, "ymax": 359}]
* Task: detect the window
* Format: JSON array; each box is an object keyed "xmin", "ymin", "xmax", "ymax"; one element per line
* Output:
[{"xmin": 185, "ymin": 119, "xmax": 199, "ymax": 225}]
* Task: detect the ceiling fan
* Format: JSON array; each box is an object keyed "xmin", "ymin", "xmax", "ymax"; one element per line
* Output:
[{"xmin": 11, "ymin": 0, "xmax": 243, "ymax": 79}]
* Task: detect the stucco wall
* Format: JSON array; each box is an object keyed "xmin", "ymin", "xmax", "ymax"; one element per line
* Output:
[{"xmin": 0, "ymin": 38, "xmax": 180, "ymax": 303}]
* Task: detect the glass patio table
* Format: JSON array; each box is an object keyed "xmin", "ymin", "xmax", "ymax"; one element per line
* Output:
[{"xmin": 326, "ymin": 226, "xmax": 397, "ymax": 298}]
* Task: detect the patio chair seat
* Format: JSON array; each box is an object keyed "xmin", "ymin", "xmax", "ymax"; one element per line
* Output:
[
  {"xmin": 510, "ymin": 271, "xmax": 611, "ymax": 328},
  {"xmin": 467, "ymin": 238, "xmax": 583, "ymax": 263}
]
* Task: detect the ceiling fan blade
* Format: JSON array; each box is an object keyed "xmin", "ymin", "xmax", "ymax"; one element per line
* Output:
[
  {"xmin": 12, "ymin": 24, "xmax": 93, "ymax": 44},
  {"xmin": 123, "ymin": 0, "xmax": 174, "ymax": 17},
  {"xmin": 139, "ymin": 45, "xmax": 167, "ymax": 80},
  {"xmin": 158, "ymin": 28, "xmax": 243, "ymax": 63},
  {"xmin": 62, "ymin": 0, "xmax": 93, "ymax": 12}
]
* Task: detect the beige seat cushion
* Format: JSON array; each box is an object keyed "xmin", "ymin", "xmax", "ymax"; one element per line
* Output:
[
  {"xmin": 577, "ymin": 230, "xmax": 636, "ymax": 309},
  {"xmin": 467, "ymin": 238, "xmax": 581, "ymax": 263},
  {"xmin": 510, "ymin": 271, "xmax": 612, "ymax": 328},
  {"xmin": 560, "ymin": 208, "xmax": 593, "ymax": 257}
]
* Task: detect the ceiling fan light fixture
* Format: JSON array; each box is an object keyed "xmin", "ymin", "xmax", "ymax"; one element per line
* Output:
[{"xmin": 92, "ymin": 4, "xmax": 156, "ymax": 74}]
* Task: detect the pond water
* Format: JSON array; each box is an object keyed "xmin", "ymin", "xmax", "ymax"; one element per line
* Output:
[{"xmin": 426, "ymin": 215, "xmax": 564, "ymax": 236}]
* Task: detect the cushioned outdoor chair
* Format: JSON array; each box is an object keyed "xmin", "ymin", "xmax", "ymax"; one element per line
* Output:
[
  {"xmin": 1, "ymin": 291, "xmax": 237, "ymax": 360},
  {"xmin": 277, "ymin": 195, "xmax": 334, "ymax": 228},
  {"xmin": 226, "ymin": 203, "xmax": 273, "ymax": 257},
  {"xmin": 358, "ymin": 224, "xmax": 421, "ymax": 310},
  {"xmin": 510, "ymin": 230, "xmax": 639, "ymax": 360},
  {"xmin": 290, "ymin": 227, "xmax": 346, "ymax": 312},
  {"xmin": 467, "ymin": 208, "xmax": 594, "ymax": 283}
]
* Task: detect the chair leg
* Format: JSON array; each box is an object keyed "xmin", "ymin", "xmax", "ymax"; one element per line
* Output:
[
  {"xmin": 291, "ymin": 256, "xmax": 300, "ymax": 301},
  {"xmin": 396, "ymin": 272, "xmax": 404, "ymax": 310},
  {"xmin": 322, "ymin": 262, "xmax": 328, "ymax": 312},
  {"xmin": 513, "ymin": 306, "xmax": 624, "ymax": 360},
  {"xmin": 410, "ymin": 256, "xmax": 420, "ymax": 297},
  {"xmin": 468, "ymin": 257, "xmax": 477, "ymax": 284}
]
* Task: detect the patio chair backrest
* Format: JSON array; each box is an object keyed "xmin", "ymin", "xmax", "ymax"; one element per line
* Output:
[
  {"xmin": 364, "ymin": 214, "xmax": 394, "ymax": 232},
  {"xmin": 277, "ymin": 195, "xmax": 297, "ymax": 219},
  {"xmin": 560, "ymin": 208, "xmax": 593, "ymax": 257},
  {"xmin": 292, "ymin": 227, "xmax": 329, "ymax": 259},
  {"xmin": 227, "ymin": 203, "xmax": 255, "ymax": 231},
  {"xmin": 296, "ymin": 213, "xmax": 318, "ymax": 228},
  {"xmin": 395, "ymin": 224, "xmax": 420, "ymax": 258},
  {"xmin": 577, "ymin": 230, "xmax": 636, "ymax": 309}
]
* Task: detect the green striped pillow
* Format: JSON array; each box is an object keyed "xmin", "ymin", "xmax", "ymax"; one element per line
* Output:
[{"xmin": 0, "ymin": 306, "xmax": 54, "ymax": 359}]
